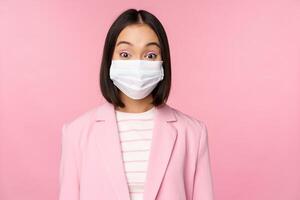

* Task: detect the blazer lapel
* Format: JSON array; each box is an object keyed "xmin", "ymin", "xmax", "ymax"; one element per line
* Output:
[
  {"xmin": 93, "ymin": 101, "xmax": 131, "ymax": 200},
  {"xmin": 93, "ymin": 101, "xmax": 178, "ymax": 200},
  {"xmin": 143, "ymin": 103, "xmax": 178, "ymax": 200}
]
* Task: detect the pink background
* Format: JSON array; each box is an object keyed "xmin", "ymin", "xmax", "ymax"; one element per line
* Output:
[{"xmin": 1, "ymin": 0, "xmax": 299, "ymax": 199}]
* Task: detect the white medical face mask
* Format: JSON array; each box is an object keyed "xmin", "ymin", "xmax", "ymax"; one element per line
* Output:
[{"xmin": 109, "ymin": 59, "xmax": 164, "ymax": 100}]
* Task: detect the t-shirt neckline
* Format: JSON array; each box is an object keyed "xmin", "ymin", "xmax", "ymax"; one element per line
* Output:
[{"xmin": 115, "ymin": 106, "xmax": 155, "ymax": 116}]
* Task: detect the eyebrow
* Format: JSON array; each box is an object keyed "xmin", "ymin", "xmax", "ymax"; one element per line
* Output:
[{"xmin": 116, "ymin": 41, "xmax": 161, "ymax": 49}]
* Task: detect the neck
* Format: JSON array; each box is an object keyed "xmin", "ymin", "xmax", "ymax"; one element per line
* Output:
[{"xmin": 115, "ymin": 92, "xmax": 154, "ymax": 113}]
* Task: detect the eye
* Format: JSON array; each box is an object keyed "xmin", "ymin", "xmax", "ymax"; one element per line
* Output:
[
  {"xmin": 119, "ymin": 51, "xmax": 131, "ymax": 58},
  {"xmin": 145, "ymin": 52, "xmax": 157, "ymax": 60}
]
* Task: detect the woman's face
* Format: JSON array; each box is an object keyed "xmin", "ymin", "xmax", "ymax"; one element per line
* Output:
[{"xmin": 112, "ymin": 24, "xmax": 162, "ymax": 61}]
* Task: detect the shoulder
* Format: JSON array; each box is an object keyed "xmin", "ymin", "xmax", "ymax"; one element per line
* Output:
[
  {"xmin": 168, "ymin": 105, "xmax": 207, "ymax": 136},
  {"xmin": 61, "ymin": 104, "xmax": 102, "ymax": 139},
  {"xmin": 168, "ymin": 105, "xmax": 209, "ymax": 154},
  {"xmin": 170, "ymin": 105, "xmax": 206, "ymax": 128}
]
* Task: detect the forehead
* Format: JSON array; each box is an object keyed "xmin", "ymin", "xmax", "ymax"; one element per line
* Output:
[{"xmin": 116, "ymin": 24, "xmax": 160, "ymax": 47}]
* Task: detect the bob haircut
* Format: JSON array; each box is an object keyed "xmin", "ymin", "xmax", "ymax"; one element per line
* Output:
[{"xmin": 99, "ymin": 8, "xmax": 172, "ymax": 108}]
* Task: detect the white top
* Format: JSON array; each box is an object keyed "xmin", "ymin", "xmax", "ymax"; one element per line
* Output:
[{"xmin": 115, "ymin": 106, "xmax": 155, "ymax": 200}]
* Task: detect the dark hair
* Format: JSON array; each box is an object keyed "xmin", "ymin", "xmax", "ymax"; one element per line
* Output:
[{"xmin": 99, "ymin": 8, "xmax": 172, "ymax": 108}]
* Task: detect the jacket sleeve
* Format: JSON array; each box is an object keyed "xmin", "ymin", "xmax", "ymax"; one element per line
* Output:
[
  {"xmin": 192, "ymin": 122, "xmax": 215, "ymax": 200},
  {"xmin": 59, "ymin": 123, "xmax": 80, "ymax": 200}
]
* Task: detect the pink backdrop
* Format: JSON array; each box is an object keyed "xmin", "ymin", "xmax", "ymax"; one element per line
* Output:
[{"xmin": 1, "ymin": 0, "xmax": 299, "ymax": 199}]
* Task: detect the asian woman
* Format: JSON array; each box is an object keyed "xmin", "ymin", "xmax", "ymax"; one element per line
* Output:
[{"xmin": 59, "ymin": 8, "xmax": 214, "ymax": 200}]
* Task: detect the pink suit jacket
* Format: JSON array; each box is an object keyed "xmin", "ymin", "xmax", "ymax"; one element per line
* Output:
[{"xmin": 59, "ymin": 101, "xmax": 214, "ymax": 200}]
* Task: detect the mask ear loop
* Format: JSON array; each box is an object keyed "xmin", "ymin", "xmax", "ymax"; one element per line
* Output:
[{"xmin": 160, "ymin": 64, "xmax": 164, "ymax": 81}]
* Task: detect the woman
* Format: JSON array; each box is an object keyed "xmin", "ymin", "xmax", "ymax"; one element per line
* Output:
[{"xmin": 59, "ymin": 8, "xmax": 214, "ymax": 200}]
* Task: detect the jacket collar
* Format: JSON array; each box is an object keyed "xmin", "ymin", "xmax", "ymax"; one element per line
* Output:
[
  {"xmin": 92, "ymin": 101, "xmax": 178, "ymax": 200},
  {"xmin": 94, "ymin": 100, "xmax": 177, "ymax": 122}
]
